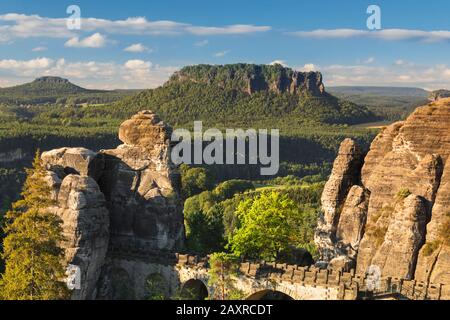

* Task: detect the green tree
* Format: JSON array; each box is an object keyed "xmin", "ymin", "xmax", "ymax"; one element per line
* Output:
[
  {"xmin": 212, "ymin": 180, "xmax": 254, "ymax": 200},
  {"xmin": 0, "ymin": 151, "xmax": 69, "ymax": 300},
  {"xmin": 208, "ymin": 253, "xmax": 243, "ymax": 300},
  {"xmin": 180, "ymin": 165, "xmax": 214, "ymax": 199},
  {"xmin": 228, "ymin": 191, "xmax": 316, "ymax": 262},
  {"xmin": 185, "ymin": 205, "xmax": 225, "ymax": 254}
]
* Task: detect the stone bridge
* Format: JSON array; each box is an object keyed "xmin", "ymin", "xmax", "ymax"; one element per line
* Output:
[{"xmin": 103, "ymin": 247, "xmax": 447, "ymax": 300}]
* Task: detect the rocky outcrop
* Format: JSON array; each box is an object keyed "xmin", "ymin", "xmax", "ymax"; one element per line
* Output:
[
  {"xmin": 336, "ymin": 185, "xmax": 370, "ymax": 255},
  {"xmin": 41, "ymin": 110, "xmax": 184, "ymax": 299},
  {"xmin": 52, "ymin": 175, "xmax": 109, "ymax": 300},
  {"xmin": 415, "ymin": 160, "xmax": 450, "ymax": 285},
  {"xmin": 169, "ymin": 64, "xmax": 326, "ymax": 96},
  {"xmin": 42, "ymin": 147, "xmax": 104, "ymax": 180},
  {"xmin": 315, "ymin": 139, "xmax": 363, "ymax": 261},
  {"xmin": 365, "ymin": 194, "xmax": 427, "ymax": 279},
  {"xmin": 42, "ymin": 148, "xmax": 109, "ymax": 300},
  {"xmin": 100, "ymin": 110, "xmax": 184, "ymax": 252},
  {"xmin": 316, "ymin": 98, "xmax": 450, "ymax": 290}
]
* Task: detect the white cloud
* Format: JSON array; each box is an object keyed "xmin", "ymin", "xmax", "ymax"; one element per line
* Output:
[
  {"xmin": 290, "ymin": 28, "xmax": 450, "ymax": 42},
  {"xmin": 186, "ymin": 24, "xmax": 270, "ymax": 36},
  {"xmin": 195, "ymin": 40, "xmax": 209, "ymax": 47},
  {"xmin": 65, "ymin": 33, "xmax": 106, "ymax": 48},
  {"xmin": 364, "ymin": 57, "xmax": 375, "ymax": 64},
  {"xmin": 269, "ymin": 60, "xmax": 287, "ymax": 67},
  {"xmin": 0, "ymin": 57, "xmax": 178, "ymax": 89},
  {"xmin": 124, "ymin": 43, "xmax": 152, "ymax": 53},
  {"xmin": 32, "ymin": 46, "xmax": 47, "ymax": 52},
  {"xmin": 316, "ymin": 63, "xmax": 450, "ymax": 89},
  {"xmin": 0, "ymin": 13, "xmax": 271, "ymax": 42},
  {"xmin": 124, "ymin": 59, "xmax": 152, "ymax": 69},
  {"xmin": 0, "ymin": 13, "xmax": 72, "ymax": 41},
  {"xmin": 0, "ymin": 57, "xmax": 53, "ymax": 70},
  {"xmin": 298, "ymin": 63, "xmax": 318, "ymax": 72},
  {"xmin": 213, "ymin": 50, "xmax": 230, "ymax": 57}
]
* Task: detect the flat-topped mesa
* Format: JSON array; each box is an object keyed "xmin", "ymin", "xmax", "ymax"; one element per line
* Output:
[
  {"xmin": 316, "ymin": 98, "xmax": 450, "ymax": 293},
  {"xmin": 169, "ymin": 64, "xmax": 326, "ymax": 96},
  {"xmin": 41, "ymin": 110, "xmax": 184, "ymax": 299}
]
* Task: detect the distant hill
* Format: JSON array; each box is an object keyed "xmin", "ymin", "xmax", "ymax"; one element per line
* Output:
[
  {"xmin": 116, "ymin": 64, "xmax": 377, "ymax": 126},
  {"xmin": 0, "ymin": 76, "xmax": 139, "ymax": 105},
  {"xmin": 328, "ymin": 86, "xmax": 429, "ymax": 121},
  {"xmin": 0, "ymin": 76, "xmax": 98, "ymax": 96},
  {"xmin": 328, "ymin": 86, "xmax": 429, "ymax": 97}
]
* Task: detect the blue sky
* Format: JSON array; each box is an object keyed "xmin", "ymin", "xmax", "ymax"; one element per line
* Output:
[{"xmin": 0, "ymin": 0, "xmax": 449, "ymax": 89}]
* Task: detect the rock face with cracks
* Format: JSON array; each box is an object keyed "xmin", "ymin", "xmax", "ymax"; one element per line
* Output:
[{"xmin": 316, "ymin": 98, "xmax": 450, "ymax": 297}]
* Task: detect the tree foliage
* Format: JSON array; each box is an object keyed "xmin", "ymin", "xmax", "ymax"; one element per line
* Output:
[
  {"xmin": 228, "ymin": 191, "xmax": 318, "ymax": 262},
  {"xmin": 184, "ymin": 180, "xmax": 254, "ymax": 254},
  {"xmin": 180, "ymin": 164, "xmax": 215, "ymax": 199},
  {"xmin": 0, "ymin": 151, "xmax": 69, "ymax": 300}
]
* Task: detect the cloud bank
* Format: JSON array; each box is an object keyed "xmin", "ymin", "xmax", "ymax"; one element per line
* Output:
[
  {"xmin": 0, "ymin": 13, "xmax": 271, "ymax": 43},
  {"xmin": 0, "ymin": 57, "xmax": 178, "ymax": 89},
  {"xmin": 291, "ymin": 28, "xmax": 450, "ymax": 42}
]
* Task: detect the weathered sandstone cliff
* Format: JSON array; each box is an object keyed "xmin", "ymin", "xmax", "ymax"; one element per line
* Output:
[
  {"xmin": 170, "ymin": 64, "xmax": 326, "ymax": 96},
  {"xmin": 317, "ymin": 98, "xmax": 450, "ymax": 294}
]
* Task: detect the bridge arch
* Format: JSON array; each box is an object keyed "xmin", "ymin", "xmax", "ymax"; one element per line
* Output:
[
  {"xmin": 246, "ymin": 289, "xmax": 294, "ymax": 300},
  {"xmin": 109, "ymin": 267, "xmax": 135, "ymax": 300},
  {"xmin": 180, "ymin": 279, "xmax": 209, "ymax": 300}
]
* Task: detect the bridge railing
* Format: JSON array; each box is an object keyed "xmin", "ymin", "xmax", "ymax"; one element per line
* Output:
[{"xmin": 175, "ymin": 254, "xmax": 446, "ymax": 300}]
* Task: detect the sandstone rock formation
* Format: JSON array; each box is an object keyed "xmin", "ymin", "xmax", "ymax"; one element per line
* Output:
[
  {"xmin": 100, "ymin": 110, "xmax": 184, "ymax": 252},
  {"xmin": 367, "ymin": 194, "xmax": 427, "ymax": 279},
  {"xmin": 42, "ymin": 147, "xmax": 104, "ymax": 179},
  {"xmin": 315, "ymin": 138, "xmax": 363, "ymax": 261},
  {"xmin": 415, "ymin": 160, "xmax": 450, "ymax": 287},
  {"xmin": 170, "ymin": 64, "xmax": 326, "ymax": 96},
  {"xmin": 41, "ymin": 111, "xmax": 184, "ymax": 299},
  {"xmin": 52, "ymin": 175, "xmax": 109, "ymax": 300},
  {"xmin": 336, "ymin": 185, "xmax": 370, "ymax": 255},
  {"xmin": 317, "ymin": 98, "xmax": 450, "ymax": 294}
]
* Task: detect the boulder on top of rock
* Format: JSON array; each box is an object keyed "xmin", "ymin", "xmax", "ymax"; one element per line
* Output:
[
  {"xmin": 42, "ymin": 147, "xmax": 104, "ymax": 180},
  {"xmin": 118, "ymin": 110, "xmax": 172, "ymax": 149}
]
